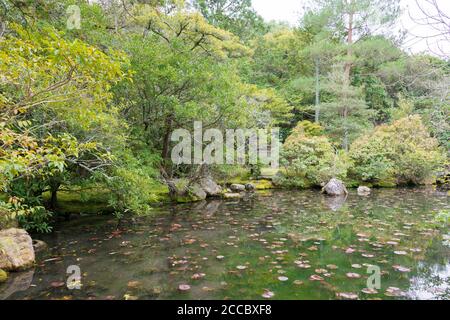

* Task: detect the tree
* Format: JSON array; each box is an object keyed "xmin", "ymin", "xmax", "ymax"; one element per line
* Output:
[
  {"xmin": 192, "ymin": 0, "xmax": 267, "ymax": 41},
  {"xmin": 320, "ymin": 64, "xmax": 374, "ymax": 149},
  {"xmin": 304, "ymin": 0, "xmax": 400, "ymax": 148},
  {"xmin": 349, "ymin": 115, "xmax": 445, "ymax": 185}
]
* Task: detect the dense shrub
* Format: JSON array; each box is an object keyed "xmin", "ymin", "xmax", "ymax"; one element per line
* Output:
[
  {"xmin": 277, "ymin": 121, "xmax": 348, "ymax": 187},
  {"xmin": 349, "ymin": 115, "xmax": 445, "ymax": 185}
]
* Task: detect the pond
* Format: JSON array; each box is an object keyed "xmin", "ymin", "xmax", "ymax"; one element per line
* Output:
[{"xmin": 1, "ymin": 188, "xmax": 449, "ymax": 300}]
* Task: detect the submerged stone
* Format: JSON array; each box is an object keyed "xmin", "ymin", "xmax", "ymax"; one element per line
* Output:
[{"xmin": 322, "ymin": 178, "xmax": 348, "ymax": 196}]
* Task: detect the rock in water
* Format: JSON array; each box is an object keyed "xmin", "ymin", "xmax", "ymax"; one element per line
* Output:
[
  {"xmin": 357, "ymin": 186, "xmax": 371, "ymax": 196},
  {"xmin": 189, "ymin": 184, "xmax": 207, "ymax": 201},
  {"xmin": 230, "ymin": 184, "xmax": 246, "ymax": 192},
  {"xmin": 198, "ymin": 176, "xmax": 222, "ymax": 196},
  {"xmin": 32, "ymin": 239, "xmax": 48, "ymax": 253},
  {"xmin": 245, "ymin": 183, "xmax": 255, "ymax": 191},
  {"xmin": 223, "ymin": 193, "xmax": 242, "ymax": 199},
  {"xmin": 322, "ymin": 178, "xmax": 348, "ymax": 196},
  {"xmin": 0, "ymin": 228, "xmax": 35, "ymax": 271}
]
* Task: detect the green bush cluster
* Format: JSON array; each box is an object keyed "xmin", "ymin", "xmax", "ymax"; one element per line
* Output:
[
  {"xmin": 349, "ymin": 115, "xmax": 445, "ymax": 185},
  {"xmin": 278, "ymin": 121, "xmax": 348, "ymax": 187},
  {"xmin": 278, "ymin": 117, "xmax": 445, "ymax": 188}
]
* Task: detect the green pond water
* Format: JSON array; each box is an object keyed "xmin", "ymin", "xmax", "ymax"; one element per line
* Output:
[{"xmin": 1, "ymin": 188, "xmax": 449, "ymax": 300}]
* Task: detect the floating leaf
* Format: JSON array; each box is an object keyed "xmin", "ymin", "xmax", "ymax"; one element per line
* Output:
[
  {"xmin": 262, "ymin": 290, "xmax": 275, "ymax": 299},
  {"xmin": 336, "ymin": 292, "xmax": 358, "ymax": 300},
  {"xmin": 393, "ymin": 265, "xmax": 411, "ymax": 273},
  {"xmin": 346, "ymin": 272, "xmax": 361, "ymax": 279},
  {"xmin": 361, "ymin": 288, "xmax": 378, "ymax": 294},
  {"xmin": 178, "ymin": 284, "xmax": 191, "ymax": 291},
  {"xmin": 309, "ymin": 275, "xmax": 324, "ymax": 281},
  {"xmin": 191, "ymin": 273, "xmax": 206, "ymax": 280},
  {"xmin": 385, "ymin": 287, "xmax": 406, "ymax": 297},
  {"xmin": 50, "ymin": 281, "xmax": 65, "ymax": 288}
]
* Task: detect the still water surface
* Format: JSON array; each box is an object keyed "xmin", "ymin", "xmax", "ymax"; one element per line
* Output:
[{"xmin": 1, "ymin": 188, "xmax": 449, "ymax": 300}]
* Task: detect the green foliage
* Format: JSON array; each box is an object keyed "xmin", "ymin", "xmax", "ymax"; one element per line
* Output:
[
  {"xmin": 278, "ymin": 121, "xmax": 348, "ymax": 187},
  {"xmin": 0, "ymin": 199, "xmax": 52, "ymax": 233},
  {"xmin": 193, "ymin": 0, "xmax": 267, "ymax": 41},
  {"xmin": 349, "ymin": 115, "xmax": 445, "ymax": 185}
]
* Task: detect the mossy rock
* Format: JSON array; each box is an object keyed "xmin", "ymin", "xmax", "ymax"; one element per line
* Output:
[
  {"xmin": 0, "ymin": 269, "xmax": 7, "ymax": 283},
  {"xmin": 254, "ymin": 180, "xmax": 274, "ymax": 190}
]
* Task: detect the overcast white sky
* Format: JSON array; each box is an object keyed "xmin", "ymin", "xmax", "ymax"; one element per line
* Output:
[{"xmin": 252, "ymin": 0, "xmax": 450, "ymax": 56}]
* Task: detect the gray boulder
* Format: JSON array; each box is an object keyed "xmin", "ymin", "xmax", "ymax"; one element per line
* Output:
[
  {"xmin": 322, "ymin": 178, "xmax": 348, "ymax": 196},
  {"xmin": 0, "ymin": 228, "xmax": 35, "ymax": 271},
  {"xmin": 230, "ymin": 184, "xmax": 246, "ymax": 192},
  {"xmin": 245, "ymin": 183, "xmax": 255, "ymax": 191},
  {"xmin": 357, "ymin": 186, "xmax": 371, "ymax": 196},
  {"xmin": 189, "ymin": 184, "xmax": 207, "ymax": 201},
  {"xmin": 198, "ymin": 176, "xmax": 222, "ymax": 196}
]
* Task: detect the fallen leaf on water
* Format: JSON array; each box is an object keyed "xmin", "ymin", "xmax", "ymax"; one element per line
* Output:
[
  {"xmin": 315, "ymin": 268, "xmax": 328, "ymax": 274},
  {"xmin": 236, "ymin": 265, "xmax": 247, "ymax": 270},
  {"xmin": 393, "ymin": 250, "xmax": 407, "ymax": 255},
  {"xmin": 191, "ymin": 273, "xmax": 206, "ymax": 280},
  {"xmin": 127, "ymin": 281, "xmax": 141, "ymax": 288},
  {"xmin": 393, "ymin": 265, "xmax": 411, "ymax": 273},
  {"xmin": 262, "ymin": 290, "xmax": 275, "ymax": 299},
  {"xmin": 293, "ymin": 280, "xmax": 304, "ymax": 286},
  {"xmin": 346, "ymin": 272, "xmax": 361, "ymax": 279},
  {"xmin": 336, "ymin": 292, "xmax": 358, "ymax": 300},
  {"xmin": 361, "ymin": 288, "xmax": 378, "ymax": 294},
  {"xmin": 309, "ymin": 275, "xmax": 324, "ymax": 281},
  {"xmin": 278, "ymin": 276, "xmax": 289, "ymax": 282},
  {"xmin": 385, "ymin": 287, "xmax": 406, "ymax": 297},
  {"xmin": 178, "ymin": 284, "xmax": 191, "ymax": 292},
  {"xmin": 50, "ymin": 281, "xmax": 65, "ymax": 288},
  {"xmin": 326, "ymin": 264, "xmax": 338, "ymax": 270}
]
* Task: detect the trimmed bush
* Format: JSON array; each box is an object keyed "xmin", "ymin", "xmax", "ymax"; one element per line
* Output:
[{"xmin": 349, "ymin": 115, "xmax": 445, "ymax": 185}]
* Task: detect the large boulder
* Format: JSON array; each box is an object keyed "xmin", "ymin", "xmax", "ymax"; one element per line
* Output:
[
  {"xmin": 189, "ymin": 184, "xmax": 207, "ymax": 201},
  {"xmin": 230, "ymin": 184, "xmax": 246, "ymax": 192},
  {"xmin": 357, "ymin": 186, "xmax": 371, "ymax": 196},
  {"xmin": 198, "ymin": 176, "xmax": 222, "ymax": 196},
  {"xmin": 322, "ymin": 178, "xmax": 348, "ymax": 196},
  {"xmin": 0, "ymin": 228, "xmax": 35, "ymax": 271}
]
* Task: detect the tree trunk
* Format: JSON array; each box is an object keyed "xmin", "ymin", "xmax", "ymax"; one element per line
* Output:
[
  {"xmin": 343, "ymin": 3, "xmax": 354, "ymax": 152},
  {"xmin": 161, "ymin": 116, "xmax": 173, "ymax": 175},
  {"xmin": 49, "ymin": 182, "xmax": 60, "ymax": 210},
  {"xmin": 315, "ymin": 58, "xmax": 320, "ymax": 123}
]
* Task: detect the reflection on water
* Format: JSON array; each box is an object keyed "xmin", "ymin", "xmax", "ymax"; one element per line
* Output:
[{"xmin": 1, "ymin": 188, "xmax": 449, "ymax": 300}]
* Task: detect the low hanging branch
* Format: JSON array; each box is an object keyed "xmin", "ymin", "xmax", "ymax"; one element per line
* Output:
[{"xmin": 159, "ymin": 162, "xmax": 207, "ymax": 198}]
